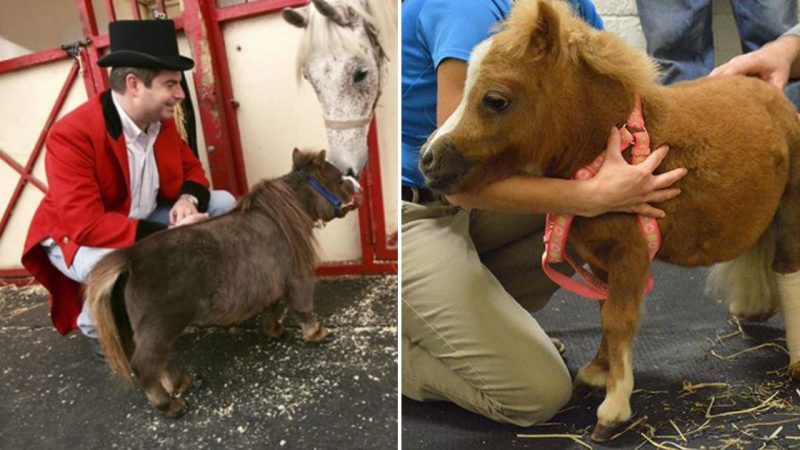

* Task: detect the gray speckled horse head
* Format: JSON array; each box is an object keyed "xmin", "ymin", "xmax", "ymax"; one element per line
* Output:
[{"xmin": 282, "ymin": 0, "xmax": 395, "ymax": 177}]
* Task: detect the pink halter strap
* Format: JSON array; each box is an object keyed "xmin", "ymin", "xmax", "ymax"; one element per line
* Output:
[{"xmin": 541, "ymin": 95, "xmax": 662, "ymax": 300}]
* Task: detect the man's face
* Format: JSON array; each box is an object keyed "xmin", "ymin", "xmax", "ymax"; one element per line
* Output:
[{"xmin": 133, "ymin": 70, "xmax": 185, "ymax": 123}]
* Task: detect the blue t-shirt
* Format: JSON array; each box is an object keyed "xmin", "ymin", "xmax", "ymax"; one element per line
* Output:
[{"xmin": 401, "ymin": 0, "xmax": 604, "ymax": 188}]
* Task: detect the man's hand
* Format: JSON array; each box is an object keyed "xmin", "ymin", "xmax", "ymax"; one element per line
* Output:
[
  {"xmin": 170, "ymin": 196, "xmax": 200, "ymax": 226},
  {"xmin": 585, "ymin": 127, "xmax": 687, "ymax": 218},
  {"xmin": 710, "ymin": 35, "xmax": 800, "ymax": 91},
  {"xmin": 171, "ymin": 212, "xmax": 208, "ymax": 227}
]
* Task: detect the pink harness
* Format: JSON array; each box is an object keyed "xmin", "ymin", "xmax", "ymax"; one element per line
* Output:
[{"xmin": 542, "ymin": 95, "xmax": 662, "ymax": 300}]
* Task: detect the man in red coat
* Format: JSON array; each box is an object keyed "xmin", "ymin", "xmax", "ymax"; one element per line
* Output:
[{"xmin": 21, "ymin": 19, "xmax": 235, "ymax": 350}]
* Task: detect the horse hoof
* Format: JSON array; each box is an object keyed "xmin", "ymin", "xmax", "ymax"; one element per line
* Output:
[
  {"xmin": 789, "ymin": 362, "xmax": 800, "ymax": 381},
  {"xmin": 265, "ymin": 321, "xmax": 285, "ymax": 339},
  {"xmin": 305, "ymin": 325, "xmax": 331, "ymax": 343},
  {"xmin": 192, "ymin": 374, "xmax": 205, "ymax": 390},
  {"xmin": 591, "ymin": 422, "xmax": 621, "ymax": 442},
  {"xmin": 735, "ymin": 311, "xmax": 776, "ymax": 322},
  {"xmin": 164, "ymin": 399, "xmax": 190, "ymax": 419}
]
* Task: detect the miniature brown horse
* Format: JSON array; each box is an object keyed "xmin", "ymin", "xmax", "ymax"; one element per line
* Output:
[
  {"xmin": 419, "ymin": 0, "xmax": 800, "ymax": 442},
  {"xmin": 87, "ymin": 149, "xmax": 356, "ymax": 417}
]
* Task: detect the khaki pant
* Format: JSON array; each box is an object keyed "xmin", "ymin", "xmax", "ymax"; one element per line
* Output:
[{"xmin": 401, "ymin": 201, "xmax": 572, "ymax": 426}]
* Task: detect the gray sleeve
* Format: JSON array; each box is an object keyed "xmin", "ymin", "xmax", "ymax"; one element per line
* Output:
[{"xmin": 783, "ymin": 23, "xmax": 800, "ymax": 39}]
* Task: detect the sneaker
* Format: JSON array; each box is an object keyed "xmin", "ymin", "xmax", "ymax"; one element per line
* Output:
[{"xmin": 550, "ymin": 337, "xmax": 566, "ymax": 356}]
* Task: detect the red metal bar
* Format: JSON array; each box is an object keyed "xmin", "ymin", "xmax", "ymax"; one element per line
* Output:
[
  {"xmin": 130, "ymin": 0, "xmax": 143, "ymax": 19},
  {"xmin": 365, "ymin": 119, "xmax": 397, "ymax": 261},
  {"xmin": 182, "ymin": 0, "xmax": 249, "ymax": 196},
  {"xmin": 214, "ymin": 0, "xmax": 307, "ymax": 22},
  {"xmin": 0, "ymin": 48, "xmax": 71, "ymax": 75},
  {"xmin": 157, "ymin": 0, "xmax": 167, "ymax": 15},
  {"xmin": 0, "ymin": 63, "xmax": 78, "ymax": 238},
  {"xmin": 0, "ymin": 150, "xmax": 47, "ymax": 193},
  {"xmin": 316, "ymin": 261, "xmax": 397, "ymax": 276},
  {"xmin": 76, "ymin": 0, "xmax": 109, "ymax": 94},
  {"xmin": 103, "ymin": 0, "xmax": 117, "ymax": 21}
]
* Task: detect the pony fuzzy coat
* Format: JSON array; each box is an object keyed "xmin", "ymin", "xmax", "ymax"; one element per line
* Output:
[{"xmin": 86, "ymin": 149, "xmax": 356, "ymax": 417}]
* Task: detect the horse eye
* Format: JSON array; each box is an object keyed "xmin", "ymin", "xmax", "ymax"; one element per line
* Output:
[
  {"xmin": 482, "ymin": 94, "xmax": 510, "ymax": 112},
  {"xmin": 353, "ymin": 67, "xmax": 369, "ymax": 83}
]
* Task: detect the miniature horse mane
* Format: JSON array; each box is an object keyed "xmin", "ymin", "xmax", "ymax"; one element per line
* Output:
[
  {"xmin": 235, "ymin": 177, "xmax": 318, "ymax": 274},
  {"xmin": 499, "ymin": 0, "xmax": 659, "ymax": 97}
]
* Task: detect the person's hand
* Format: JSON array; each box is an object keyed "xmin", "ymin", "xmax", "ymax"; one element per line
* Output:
[
  {"xmin": 586, "ymin": 127, "xmax": 687, "ymax": 218},
  {"xmin": 710, "ymin": 35, "xmax": 800, "ymax": 91},
  {"xmin": 169, "ymin": 196, "xmax": 200, "ymax": 226},
  {"xmin": 171, "ymin": 212, "xmax": 208, "ymax": 227}
]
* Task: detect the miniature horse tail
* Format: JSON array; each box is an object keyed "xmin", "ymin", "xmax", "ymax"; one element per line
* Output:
[
  {"xmin": 705, "ymin": 224, "xmax": 779, "ymax": 322},
  {"xmin": 87, "ymin": 250, "xmax": 134, "ymax": 386}
]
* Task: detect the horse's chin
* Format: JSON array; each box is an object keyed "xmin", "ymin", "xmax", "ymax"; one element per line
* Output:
[{"xmin": 424, "ymin": 172, "xmax": 470, "ymax": 195}]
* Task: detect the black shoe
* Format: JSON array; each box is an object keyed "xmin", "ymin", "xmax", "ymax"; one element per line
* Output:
[{"xmin": 86, "ymin": 336, "xmax": 105, "ymax": 362}]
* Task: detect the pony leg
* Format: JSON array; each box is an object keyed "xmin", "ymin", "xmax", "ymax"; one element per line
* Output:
[
  {"xmin": 576, "ymin": 302, "xmax": 610, "ymax": 388},
  {"xmin": 160, "ymin": 360, "xmax": 194, "ymax": 398},
  {"xmin": 131, "ymin": 333, "xmax": 186, "ymax": 417},
  {"xmin": 592, "ymin": 252, "xmax": 649, "ymax": 442},
  {"xmin": 577, "ymin": 266, "xmax": 610, "ymax": 388},
  {"xmin": 261, "ymin": 302, "xmax": 287, "ymax": 339},
  {"xmin": 773, "ymin": 177, "xmax": 800, "ymax": 378},
  {"xmin": 288, "ymin": 276, "xmax": 330, "ymax": 342}
]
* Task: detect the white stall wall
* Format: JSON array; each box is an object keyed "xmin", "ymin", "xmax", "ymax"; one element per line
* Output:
[
  {"xmin": 0, "ymin": 60, "xmax": 89, "ymax": 268},
  {"xmin": 221, "ymin": 12, "xmax": 398, "ymax": 262}
]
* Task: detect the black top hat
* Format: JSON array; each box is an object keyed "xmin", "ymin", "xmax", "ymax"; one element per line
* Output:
[{"xmin": 97, "ymin": 20, "xmax": 194, "ymax": 71}]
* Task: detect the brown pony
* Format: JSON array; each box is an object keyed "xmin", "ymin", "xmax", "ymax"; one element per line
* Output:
[
  {"xmin": 86, "ymin": 149, "xmax": 356, "ymax": 418},
  {"xmin": 419, "ymin": 0, "xmax": 800, "ymax": 441}
]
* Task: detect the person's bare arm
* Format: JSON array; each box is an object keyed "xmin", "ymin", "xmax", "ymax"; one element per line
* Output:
[{"xmin": 435, "ymin": 58, "xmax": 686, "ymax": 217}]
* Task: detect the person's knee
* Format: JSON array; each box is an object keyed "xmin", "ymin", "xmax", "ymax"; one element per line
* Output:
[
  {"xmin": 489, "ymin": 366, "xmax": 572, "ymax": 427},
  {"xmin": 207, "ymin": 190, "xmax": 236, "ymax": 217}
]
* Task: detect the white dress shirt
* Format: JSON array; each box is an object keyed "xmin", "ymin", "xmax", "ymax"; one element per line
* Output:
[{"xmin": 112, "ymin": 92, "xmax": 161, "ymax": 220}]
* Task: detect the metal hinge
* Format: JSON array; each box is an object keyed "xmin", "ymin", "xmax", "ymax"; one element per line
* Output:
[{"xmin": 60, "ymin": 38, "xmax": 92, "ymax": 59}]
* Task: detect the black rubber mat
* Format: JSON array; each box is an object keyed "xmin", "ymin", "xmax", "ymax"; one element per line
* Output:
[{"xmin": 402, "ymin": 262, "xmax": 797, "ymax": 449}]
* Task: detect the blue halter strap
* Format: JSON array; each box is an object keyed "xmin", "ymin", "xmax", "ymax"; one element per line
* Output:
[{"xmin": 307, "ymin": 177, "xmax": 342, "ymax": 216}]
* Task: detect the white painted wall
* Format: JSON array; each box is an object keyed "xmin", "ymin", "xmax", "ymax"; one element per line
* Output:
[{"xmin": 0, "ymin": 60, "xmax": 89, "ymax": 268}]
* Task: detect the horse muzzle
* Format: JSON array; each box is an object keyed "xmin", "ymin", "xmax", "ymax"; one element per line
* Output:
[{"xmin": 419, "ymin": 136, "xmax": 473, "ymax": 194}]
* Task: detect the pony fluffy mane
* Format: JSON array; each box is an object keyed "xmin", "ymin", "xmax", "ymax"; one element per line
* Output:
[
  {"xmin": 502, "ymin": 0, "xmax": 659, "ymax": 95},
  {"xmin": 235, "ymin": 178, "xmax": 318, "ymax": 274},
  {"xmin": 296, "ymin": 0, "xmax": 397, "ymax": 79}
]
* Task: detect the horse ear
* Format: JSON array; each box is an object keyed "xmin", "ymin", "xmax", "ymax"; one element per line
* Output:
[
  {"xmin": 282, "ymin": 7, "xmax": 309, "ymax": 28},
  {"xmin": 292, "ymin": 147, "xmax": 303, "ymax": 169},
  {"xmin": 312, "ymin": 0, "xmax": 356, "ymax": 26},
  {"xmin": 314, "ymin": 150, "xmax": 327, "ymax": 167},
  {"xmin": 530, "ymin": 0, "xmax": 562, "ymax": 60}
]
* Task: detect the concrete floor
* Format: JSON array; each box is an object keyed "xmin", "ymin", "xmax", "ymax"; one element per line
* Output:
[{"xmin": 0, "ymin": 275, "xmax": 397, "ymax": 449}]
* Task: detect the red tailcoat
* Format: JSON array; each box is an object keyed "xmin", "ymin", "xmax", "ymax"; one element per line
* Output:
[{"xmin": 21, "ymin": 91, "xmax": 210, "ymax": 335}]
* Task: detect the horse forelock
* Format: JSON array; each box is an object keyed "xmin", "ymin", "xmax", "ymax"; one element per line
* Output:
[{"xmin": 235, "ymin": 179, "xmax": 318, "ymax": 274}]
